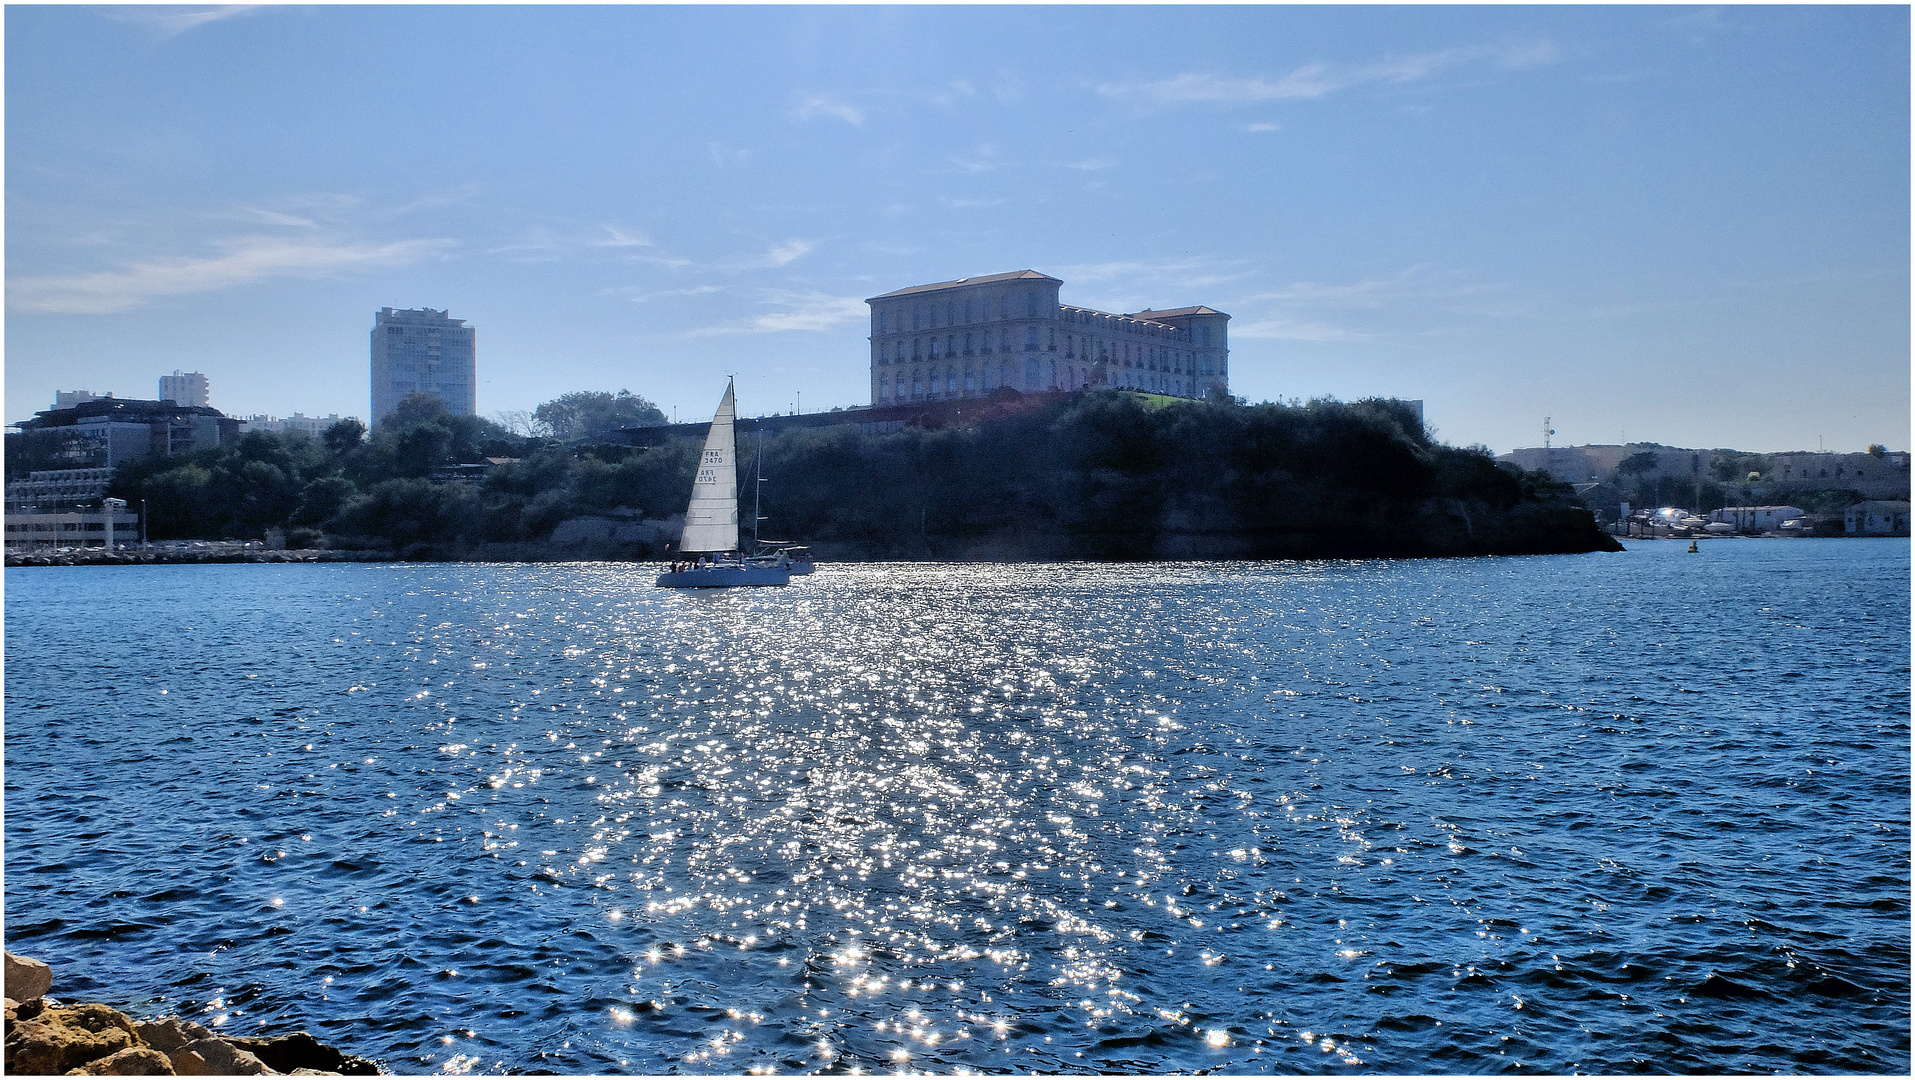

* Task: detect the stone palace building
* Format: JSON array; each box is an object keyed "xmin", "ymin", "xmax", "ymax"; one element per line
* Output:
[{"xmin": 866, "ymin": 270, "xmax": 1228, "ymax": 405}]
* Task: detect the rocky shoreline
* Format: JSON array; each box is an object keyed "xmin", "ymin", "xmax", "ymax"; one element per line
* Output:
[{"xmin": 4, "ymin": 953, "xmax": 378, "ymax": 1076}]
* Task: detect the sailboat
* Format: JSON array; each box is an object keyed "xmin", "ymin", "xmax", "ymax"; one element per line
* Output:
[{"xmin": 655, "ymin": 380, "xmax": 791, "ymax": 588}]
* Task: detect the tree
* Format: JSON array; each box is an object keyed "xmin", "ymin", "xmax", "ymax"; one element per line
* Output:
[
  {"xmin": 534, "ymin": 390, "xmax": 667, "ymax": 439},
  {"xmin": 492, "ymin": 409, "xmax": 551, "ymax": 438},
  {"xmin": 1616, "ymin": 451, "xmax": 1660, "ymax": 476},
  {"xmin": 385, "ymin": 392, "xmax": 450, "ymax": 427},
  {"xmin": 1869, "ymin": 443, "xmax": 1888, "ymax": 458},
  {"xmin": 324, "ymin": 418, "xmax": 367, "ymax": 455}
]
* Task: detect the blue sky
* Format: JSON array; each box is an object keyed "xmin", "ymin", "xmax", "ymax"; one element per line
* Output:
[{"xmin": 6, "ymin": 4, "xmax": 1908, "ymax": 453}]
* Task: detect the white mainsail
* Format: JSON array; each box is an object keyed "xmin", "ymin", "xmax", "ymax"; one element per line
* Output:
[{"xmin": 677, "ymin": 381, "xmax": 739, "ymax": 553}]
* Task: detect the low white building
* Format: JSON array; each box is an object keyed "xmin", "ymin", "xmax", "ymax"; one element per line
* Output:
[
  {"xmin": 1709, "ymin": 505, "xmax": 1806, "ymax": 533},
  {"xmin": 5, "ymin": 507, "xmax": 139, "ymax": 552},
  {"xmin": 1843, "ymin": 500, "xmax": 1909, "ymax": 536},
  {"xmin": 241, "ymin": 413, "xmax": 354, "ymax": 439}
]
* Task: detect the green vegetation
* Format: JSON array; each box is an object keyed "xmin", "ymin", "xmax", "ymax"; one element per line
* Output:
[
  {"xmin": 532, "ymin": 390, "xmax": 666, "ymax": 438},
  {"xmin": 108, "ymin": 390, "xmax": 1619, "ymax": 559}
]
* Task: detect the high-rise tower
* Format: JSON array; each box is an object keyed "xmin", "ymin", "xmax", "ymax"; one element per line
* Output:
[{"xmin": 370, "ymin": 307, "xmax": 476, "ymax": 425}]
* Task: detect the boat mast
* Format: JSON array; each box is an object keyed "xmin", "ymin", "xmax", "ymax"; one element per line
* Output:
[{"xmin": 752, "ymin": 428, "xmax": 765, "ymax": 549}]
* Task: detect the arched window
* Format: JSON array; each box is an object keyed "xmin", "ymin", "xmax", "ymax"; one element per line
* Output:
[
  {"xmin": 964, "ymin": 332, "xmax": 974, "ymax": 354},
  {"xmin": 946, "ymin": 366, "xmax": 957, "ymax": 394},
  {"xmin": 879, "ymin": 343, "xmax": 888, "ymax": 364},
  {"xmin": 946, "ymin": 334, "xmax": 954, "ymax": 356},
  {"xmin": 964, "ymin": 299, "xmax": 973, "ymax": 322},
  {"xmin": 879, "ymin": 312, "xmax": 888, "ymax": 334},
  {"xmin": 946, "ymin": 302, "xmax": 955, "ymax": 325},
  {"xmin": 929, "ymin": 337, "xmax": 939, "ymax": 359},
  {"xmin": 1024, "ymin": 326, "xmax": 1038, "ymax": 351},
  {"xmin": 964, "ymin": 365, "xmax": 976, "ymax": 393},
  {"xmin": 879, "ymin": 373, "xmax": 889, "ymax": 399},
  {"xmin": 912, "ymin": 369, "xmax": 923, "ymax": 399},
  {"xmin": 1000, "ymin": 360, "xmax": 1012, "ymax": 385},
  {"xmin": 999, "ymin": 329, "xmax": 1010, "ymax": 351},
  {"xmin": 913, "ymin": 307, "xmax": 922, "ymax": 330},
  {"xmin": 913, "ymin": 337, "xmax": 922, "ymax": 360},
  {"xmin": 1024, "ymin": 358, "xmax": 1040, "ymax": 387}
]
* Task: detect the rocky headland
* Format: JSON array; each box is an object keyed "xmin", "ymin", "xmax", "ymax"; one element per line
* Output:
[{"xmin": 3, "ymin": 952, "xmax": 377, "ymax": 1076}]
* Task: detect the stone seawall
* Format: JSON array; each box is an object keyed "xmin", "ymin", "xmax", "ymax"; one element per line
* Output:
[{"xmin": 3, "ymin": 952, "xmax": 377, "ymax": 1076}]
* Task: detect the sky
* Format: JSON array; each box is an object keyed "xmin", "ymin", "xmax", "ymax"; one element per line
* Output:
[{"xmin": 5, "ymin": 3, "xmax": 1908, "ymax": 454}]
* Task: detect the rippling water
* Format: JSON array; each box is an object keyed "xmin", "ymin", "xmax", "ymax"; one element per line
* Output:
[{"xmin": 5, "ymin": 541, "xmax": 1908, "ymax": 1074}]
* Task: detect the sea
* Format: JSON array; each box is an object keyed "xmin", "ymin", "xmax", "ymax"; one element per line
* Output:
[{"xmin": 4, "ymin": 539, "xmax": 1908, "ymax": 1075}]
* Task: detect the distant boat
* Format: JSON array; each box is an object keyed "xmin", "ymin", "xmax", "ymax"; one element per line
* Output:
[
  {"xmin": 750, "ymin": 543, "xmax": 815, "ymax": 574},
  {"xmin": 656, "ymin": 381, "xmax": 790, "ymax": 588}
]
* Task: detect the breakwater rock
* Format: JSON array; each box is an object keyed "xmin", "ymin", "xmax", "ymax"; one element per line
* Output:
[
  {"xmin": 3, "ymin": 952, "xmax": 377, "ymax": 1076},
  {"xmin": 4, "ymin": 548, "xmax": 394, "ymax": 568}
]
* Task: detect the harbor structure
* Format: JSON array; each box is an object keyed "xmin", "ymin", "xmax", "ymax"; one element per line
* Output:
[
  {"xmin": 370, "ymin": 307, "xmax": 476, "ymax": 426},
  {"xmin": 866, "ymin": 270, "xmax": 1229, "ymax": 405}
]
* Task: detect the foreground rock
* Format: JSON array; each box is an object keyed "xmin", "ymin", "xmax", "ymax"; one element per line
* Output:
[{"xmin": 3, "ymin": 951, "xmax": 377, "ymax": 1076}]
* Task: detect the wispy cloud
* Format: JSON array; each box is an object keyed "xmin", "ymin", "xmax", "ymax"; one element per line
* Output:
[
  {"xmin": 617, "ymin": 284, "xmax": 721, "ymax": 304},
  {"xmin": 1230, "ymin": 266, "xmax": 1515, "ymax": 341},
  {"xmin": 792, "ymin": 93, "xmax": 865, "ymax": 126},
  {"xmin": 687, "ymin": 290, "xmax": 866, "ymax": 336},
  {"xmin": 753, "ymin": 239, "xmax": 815, "ymax": 268},
  {"xmin": 1063, "ymin": 156, "xmax": 1118, "ymax": 171},
  {"xmin": 931, "ymin": 80, "xmax": 978, "ymax": 108},
  {"xmin": 593, "ymin": 226, "xmax": 654, "ymax": 249},
  {"xmin": 1098, "ymin": 39, "xmax": 1556, "ymax": 108},
  {"xmin": 949, "ymin": 145, "xmax": 1013, "ymax": 174},
  {"xmin": 10, "ymin": 236, "xmax": 452, "ymax": 314},
  {"xmin": 1245, "ymin": 122, "xmax": 1282, "ymax": 133},
  {"xmin": 1054, "ymin": 257, "xmax": 1256, "ymax": 292},
  {"xmin": 99, "ymin": 5, "xmax": 261, "ymax": 39},
  {"xmin": 708, "ymin": 142, "xmax": 753, "ymax": 168}
]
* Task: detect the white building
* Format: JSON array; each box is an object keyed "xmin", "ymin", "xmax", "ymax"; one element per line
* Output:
[
  {"xmin": 371, "ymin": 307, "xmax": 476, "ymax": 426},
  {"xmin": 1844, "ymin": 500, "xmax": 1909, "ymax": 535},
  {"xmin": 242, "ymin": 413, "xmax": 354, "ymax": 439},
  {"xmin": 1709, "ymin": 505, "xmax": 1806, "ymax": 533},
  {"xmin": 866, "ymin": 270, "xmax": 1229, "ymax": 405},
  {"xmin": 159, "ymin": 370, "xmax": 210, "ymax": 408}
]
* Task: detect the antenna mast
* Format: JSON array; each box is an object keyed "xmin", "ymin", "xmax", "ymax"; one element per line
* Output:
[{"xmin": 1543, "ymin": 416, "xmax": 1555, "ymax": 450}]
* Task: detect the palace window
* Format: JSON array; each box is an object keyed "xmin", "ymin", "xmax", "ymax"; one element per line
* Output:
[
  {"xmin": 879, "ymin": 343, "xmax": 889, "ymax": 364},
  {"xmin": 1024, "ymin": 327, "xmax": 1039, "ymax": 351},
  {"xmin": 965, "ymin": 331, "xmax": 974, "ymax": 354},
  {"xmin": 879, "ymin": 373, "xmax": 890, "ymax": 399},
  {"xmin": 913, "ymin": 338, "xmax": 923, "ymax": 360},
  {"xmin": 946, "ymin": 367, "xmax": 957, "ymax": 394},
  {"xmin": 913, "ymin": 308, "xmax": 922, "ymax": 330},
  {"xmin": 929, "ymin": 337, "xmax": 939, "ymax": 359},
  {"xmin": 965, "ymin": 365, "xmax": 976, "ymax": 393},
  {"xmin": 912, "ymin": 370, "xmax": 923, "ymax": 399},
  {"xmin": 1001, "ymin": 360, "xmax": 1012, "ymax": 386},
  {"xmin": 946, "ymin": 302, "xmax": 955, "ymax": 325},
  {"xmin": 1026, "ymin": 292, "xmax": 1039, "ymax": 317},
  {"xmin": 1025, "ymin": 358, "xmax": 1040, "ymax": 387}
]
